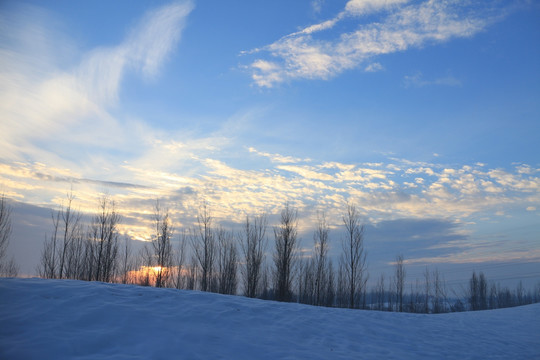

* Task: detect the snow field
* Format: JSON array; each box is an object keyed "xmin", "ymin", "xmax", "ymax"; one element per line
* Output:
[{"xmin": 1, "ymin": 278, "xmax": 539, "ymax": 359}]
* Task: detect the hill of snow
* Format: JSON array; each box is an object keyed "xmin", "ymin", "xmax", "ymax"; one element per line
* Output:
[{"xmin": 1, "ymin": 278, "xmax": 539, "ymax": 359}]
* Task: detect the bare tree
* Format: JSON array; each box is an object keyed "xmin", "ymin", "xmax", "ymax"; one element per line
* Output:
[
  {"xmin": 298, "ymin": 258, "xmax": 315, "ymax": 305},
  {"xmin": 273, "ymin": 203, "xmax": 299, "ymax": 302},
  {"xmin": 394, "ymin": 254, "xmax": 406, "ymax": 312},
  {"xmin": 340, "ymin": 203, "xmax": 368, "ymax": 309},
  {"xmin": 432, "ymin": 268, "xmax": 448, "ymax": 313},
  {"xmin": 152, "ymin": 202, "xmax": 173, "ymax": 288},
  {"xmin": 469, "ymin": 271, "xmax": 488, "ymax": 311},
  {"xmin": 313, "ymin": 212, "xmax": 330, "ymax": 306},
  {"xmin": 191, "ymin": 201, "xmax": 216, "ymax": 292},
  {"xmin": 58, "ymin": 192, "xmax": 82, "ymax": 279},
  {"xmin": 185, "ymin": 255, "xmax": 198, "ymax": 290},
  {"xmin": 119, "ymin": 236, "xmax": 134, "ymax": 284},
  {"xmin": 38, "ymin": 192, "xmax": 82, "ymax": 279},
  {"xmin": 375, "ymin": 273, "xmax": 386, "ymax": 311},
  {"xmin": 0, "ymin": 194, "xmax": 18, "ymax": 277},
  {"xmin": 423, "ymin": 267, "xmax": 431, "ymax": 313},
  {"xmin": 88, "ymin": 196, "xmax": 120, "ymax": 283},
  {"xmin": 217, "ymin": 227, "xmax": 238, "ymax": 295},
  {"xmin": 172, "ymin": 230, "xmax": 187, "ymax": 290},
  {"xmin": 240, "ymin": 214, "xmax": 267, "ymax": 298}
]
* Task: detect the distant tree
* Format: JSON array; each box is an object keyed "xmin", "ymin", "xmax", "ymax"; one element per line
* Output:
[
  {"xmin": 240, "ymin": 214, "xmax": 267, "ymax": 298},
  {"xmin": 191, "ymin": 201, "xmax": 216, "ymax": 292},
  {"xmin": 394, "ymin": 254, "xmax": 406, "ymax": 312},
  {"xmin": 273, "ymin": 203, "xmax": 299, "ymax": 302},
  {"xmin": 375, "ymin": 274, "xmax": 386, "ymax": 311},
  {"xmin": 88, "ymin": 196, "xmax": 120, "ymax": 283},
  {"xmin": 152, "ymin": 202, "xmax": 173, "ymax": 288},
  {"xmin": 38, "ymin": 192, "xmax": 82, "ymax": 280},
  {"xmin": 469, "ymin": 271, "xmax": 488, "ymax": 311},
  {"xmin": 324, "ymin": 259, "xmax": 335, "ymax": 307},
  {"xmin": 0, "ymin": 194, "xmax": 18, "ymax": 277},
  {"xmin": 119, "ymin": 236, "xmax": 134, "ymax": 284},
  {"xmin": 423, "ymin": 267, "xmax": 431, "ymax": 313},
  {"xmin": 216, "ymin": 227, "xmax": 238, "ymax": 295},
  {"xmin": 172, "ymin": 230, "xmax": 187, "ymax": 290},
  {"xmin": 313, "ymin": 212, "xmax": 330, "ymax": 306},
  {"xmin": 432, "ymin": 268, "xmax": 448, "ymax": 313},
  {"xmin": 340, "ymin": 203, "xmax": 368, "ymax": 309}
]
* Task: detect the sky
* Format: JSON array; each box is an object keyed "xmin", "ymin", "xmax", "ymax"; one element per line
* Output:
[{"xmin": 1, "ymin": 0, "xmax": 539, "ymax": 288}]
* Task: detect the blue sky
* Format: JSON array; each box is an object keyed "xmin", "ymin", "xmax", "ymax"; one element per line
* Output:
[{"xmin": 1, "ymin": 0, "xmax": 539, "ymax": 287}]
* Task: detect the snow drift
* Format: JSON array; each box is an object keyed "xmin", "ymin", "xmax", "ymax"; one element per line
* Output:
[{"xmin": 1, "ymin": 278, "xmax": 539, "ymax": 359}]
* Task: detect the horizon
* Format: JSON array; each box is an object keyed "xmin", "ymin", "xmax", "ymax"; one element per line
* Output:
[{"xmin": 1, "ymin": 0, "xmax": 539, "ymax": 290}]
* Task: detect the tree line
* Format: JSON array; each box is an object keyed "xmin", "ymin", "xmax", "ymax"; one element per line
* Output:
[{"xmin": 2, "ymin": 192, "xmax": 538, "ymax": 313}]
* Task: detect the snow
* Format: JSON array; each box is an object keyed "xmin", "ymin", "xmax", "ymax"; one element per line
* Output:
[{"xmin": 1, "ymin": 278, "xmax": 539, "ymax": 360}]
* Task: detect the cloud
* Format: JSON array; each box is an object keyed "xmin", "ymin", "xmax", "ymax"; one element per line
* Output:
[
  {"xmin": 0, "ymin": 1, "xmax": 194, "ymax": 163},
  {"xmin": 403, "ymin": 71, "xmax": 462, "ymax": 88},
  {"xmin": 244, "ymin": 0, "xmax": 502, "ymax": 87},
  {"xmin": 365, "ymin": 62, "xmax": 384, "ymax": 72}
]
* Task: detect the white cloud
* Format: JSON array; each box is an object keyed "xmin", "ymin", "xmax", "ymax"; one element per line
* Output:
[
  {"xmin": 345, "ymin": 0, "xmax": 408, "ymax": 16},
  {"xmin": 245, "ymin": 0, "xmax": 498, "ymax": 87},
  {"xmin": 403, "ymin": 71, "xmax": 462, "ymax": 88},
  {"xmin": 0, "ymin": 1, "xmax": 194, "ymax": 171},
  {"xmin": 365, "ymin": 62, "xmax": 384, "ymax": 72}
]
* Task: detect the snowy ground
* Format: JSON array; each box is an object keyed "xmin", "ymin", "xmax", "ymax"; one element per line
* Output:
[{"xmin": 1, "ymin": 278, "xmax": 539, "ymax": 360}]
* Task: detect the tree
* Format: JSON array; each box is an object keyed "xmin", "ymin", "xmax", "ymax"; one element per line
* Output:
[
  {"xmin": 152, "ymin": 202, "xmax": 173, "ymax": 288},
  {"xmin": 313, "ymin": 212, "xmax": 330, "ymax": 306},
  {"xmin": 88, "ymin": 197, "xmax": 120, "ymax": 283},
  {"xmin": 394, "ymin": 254, "xmax": 405, "ymax": 312},
  {"xmin": 273, "ymin": 203, "xmax": 299, "ymax": 302},
  {"xmin": 38, "ymin": 192, "xmax": 82, "ymax": 280},
  {"xmin": 217, "ymin": 227, "xmax": 238, "ymax": 295},
  {"xmin": 119, "ymin": 236, "xmax": 134, "ymax": 284},
  {"xmin": 240, "ymin": 214, "xmax": 267, "ymax": 298},
  {"xmin": 172, "ymin": 230, "xmax": 187, "ymax": 290},
  {"xmin": 0, "ymin": 194, "xmax": 18, "ymax": 277},
  {"xmin": 191, "ymin": 201, "xmax": 216, "ymax": 292},
  {"xmin": 375, "ymin": 273, "xmax": 386, "ymax": 311},
  {"xmin": 469, "ymin": 271, "xmax": 488, "ymax": 311},
  {"xmin": 340, "ymin": 203, "xmax": 368, "ymax": 309}
]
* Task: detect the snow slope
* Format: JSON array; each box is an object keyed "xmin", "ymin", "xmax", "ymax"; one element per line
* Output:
[{"xmin": 1, "ymin": 278, "xmax": 539, "ymax": 360}]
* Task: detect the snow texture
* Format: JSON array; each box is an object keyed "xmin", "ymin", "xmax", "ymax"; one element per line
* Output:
[{"xmin": 1, "ymin": 278, "xmax": 539, "ymax": 359}]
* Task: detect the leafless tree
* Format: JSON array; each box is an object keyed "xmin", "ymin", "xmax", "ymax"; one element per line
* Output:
[
  {"xmin": 298, "ymin": 258, "xmax": 315, "ymax": 304},
  {"xmin": 273, "ymin": 203, "xmax": 299, "ymax": 302},
  {"xmin": 88, "ymin": 196, "xmax": 120, "ymax": 283},
  {"xmin": 38, "ymin": 192, "xmax": 82, "ymax": 279},
  {"xmin": 324, "ymin": 259, "xmax": 335, "ymax": 307},
  {"xmin": 217, "ymin": 227, "xmax": 238, "ymax": 295},
  {"xmin": 185, "ymin": 255, "xmax": 198, "ymax": 290},
  {"xmin": 432, "ymin": 268, "xmax": 448, "ymax": 313},
  {"xmin": 119, "ymin": 236, "xmax": 134, "ymax": 284},
  {"xmin": 375, "ymin": 273, "xmax": 386, "ymax": 311},
  {"xmin": 172, "ymin": 230, "xmax": 187, "ymax": 290},
  {"xmin": 313, "ymin": 212, "xmax": 330, "ymax": 306},
  {"xmin": 57, "ymin": 192, "xmax": 82, "ymax": 279},
  {"xmin": 152, "ymin": 201, "xmax": 173, "ymax": 288},
  {"xmin": 0, "ymin": 194, "xmax": 18, "ymax": 277},
  {"xmin": 336, "ymin": 261, "xmax": 348, "ymax": 308},
  {"xmin": 423, "ymin": 267, "xmax": 431, "ymax": 313},
  {"xmin": 469, "ymin": 271, "xmax": 488, "ymax": 311},
  {"xmin": 394, "ymin": 254, "xmax": 406, "ymax": 312},
  {"xmin": 191, "ymin": 201, "xmax": 216, "ymax": 292},
  {"xmin": 240, "ymin": 214, "xmax": 267, "ymax": 298},
  {"xmin": 340, "ymin": 203, "xmax": 368, "ymax": 309}
]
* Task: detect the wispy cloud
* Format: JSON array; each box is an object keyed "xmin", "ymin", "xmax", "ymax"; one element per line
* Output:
[
  {"xmin": 403, "ymin": 71, "xmax": 462, "ymax": 88},
  {"xmin": 244, "ymin": 0, "xmax": 503, "ymax": 87},
  {"xmin": 0, "ymin": 1, "xmax": 194, "ymax": 162}
]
